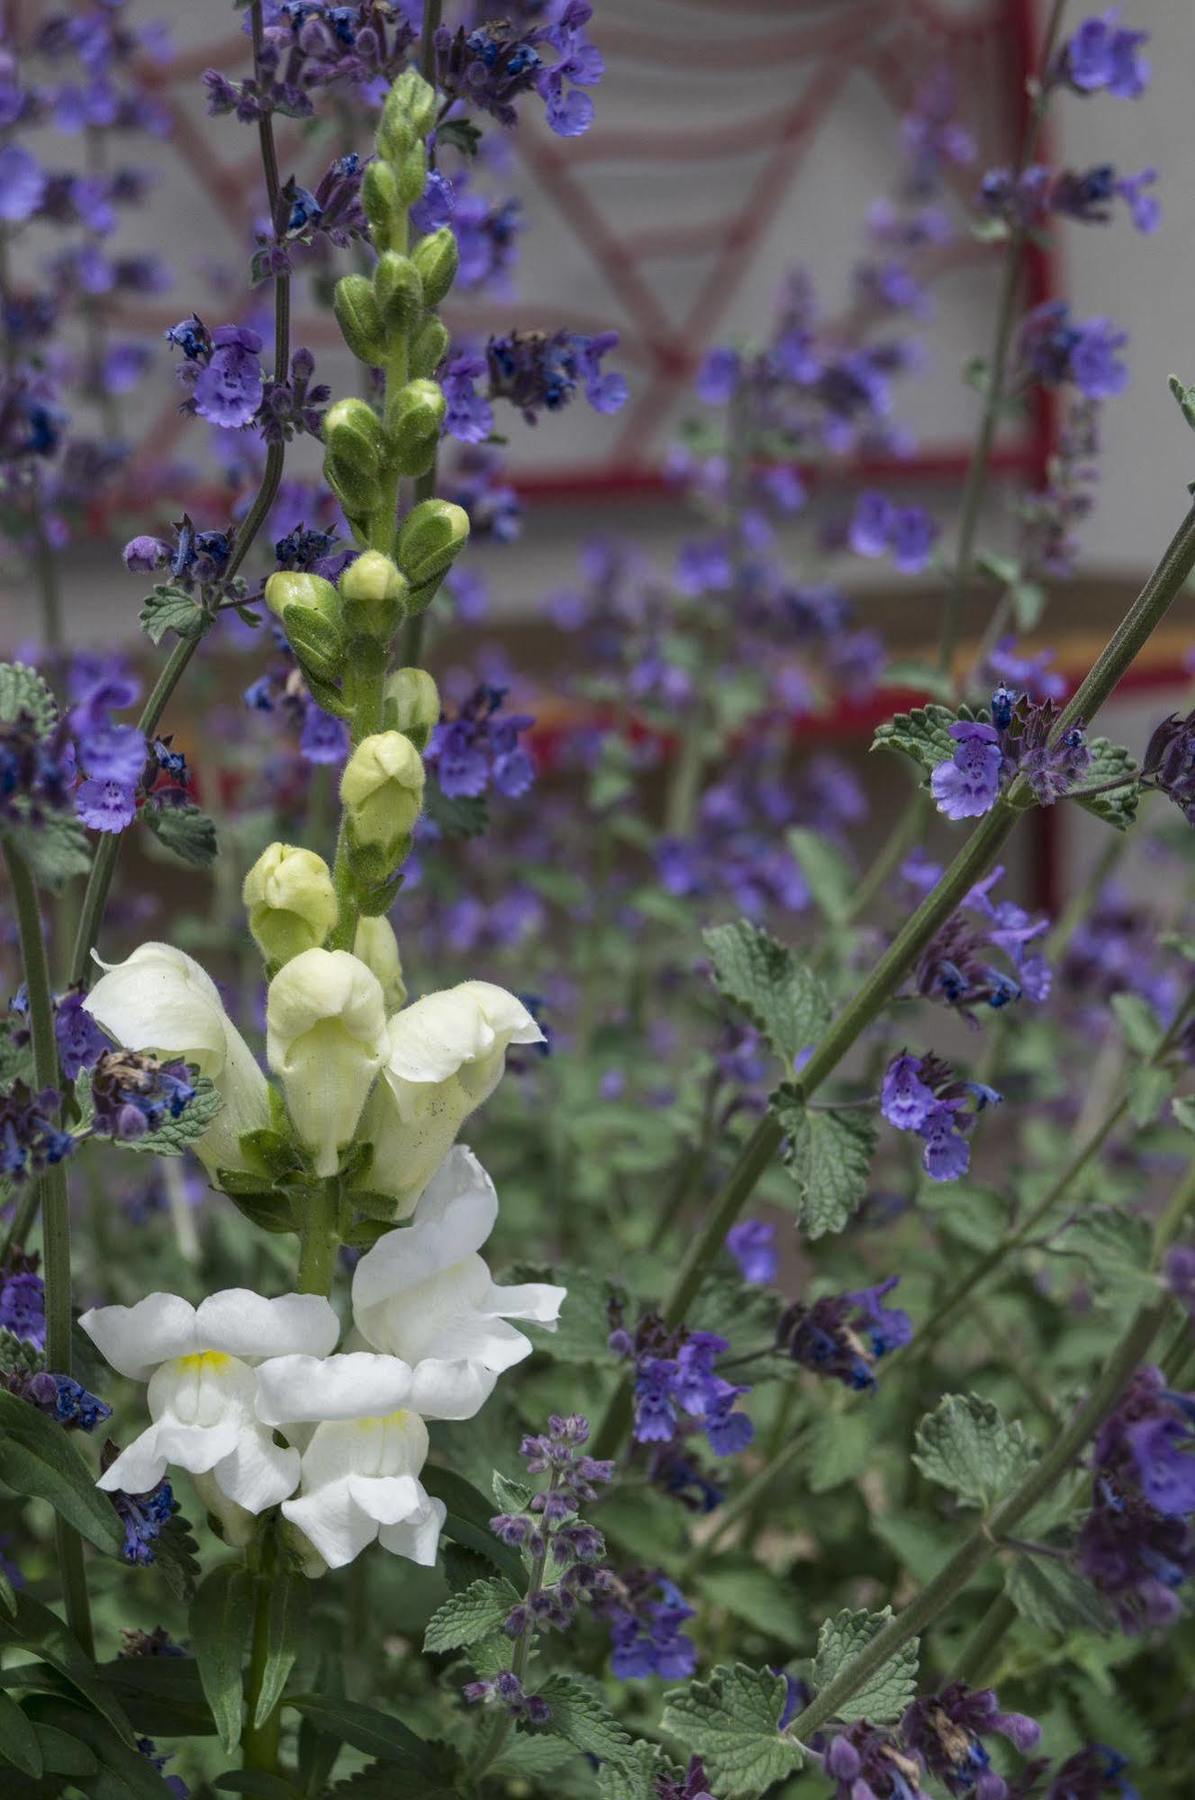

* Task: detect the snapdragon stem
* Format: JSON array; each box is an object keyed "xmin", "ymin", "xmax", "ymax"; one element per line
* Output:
[
  {"xmin": 243, "ymin": 1527, "xmax": 282, "ymax": 1773},
  {"xmin": 4, "ymin": 841, "xmax": 93, "ymax": 1657},
  {"xmin": 594, "ymin": 500, "xmax": 1195, "ymax": 1462},
  {"xmin": 296, "ymin": 1179, "xmax": 340, "ymax": 1296}
]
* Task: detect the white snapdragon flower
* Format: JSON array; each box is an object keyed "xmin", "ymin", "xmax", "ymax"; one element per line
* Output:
[
  {"xmin": 358, "ymin": 981, "xmax": 544, "ymax": 1214},
  {"xmin": 253, "ymin": 1354, "xmax": 444, "ymax": 1572},
  {"xmin": 84, "ymin": 943, "xmax": 271, "ymax": 1175},
  {"xmin": 79, "ymin": 1290, "xmax": 340, "ymax": 1522},
  {"xmin": 266, "ymin": 949, "xmax": 387, "ymax": 1177},
  {"xmin": 350, "ymin": 1145, "xmax": 566, "ymax": 1417}
]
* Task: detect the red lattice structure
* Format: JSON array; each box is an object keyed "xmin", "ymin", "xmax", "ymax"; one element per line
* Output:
[{"xmin": 110, "ymin": 0, "xmax": 1056, "ymax": 506}]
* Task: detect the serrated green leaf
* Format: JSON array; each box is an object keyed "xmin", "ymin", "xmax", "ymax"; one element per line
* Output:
[
  {"xmin": 786, "ymin": 829, "xmax": 853, "ymax": 925},
  {"xmin": 771, "ymin": 1090, "xmax": 875, "ymax": 1237},
  {"xmin": 806, "ymin": 1406, "xmax": 873, "ymax": 1494},
  {"xmin": 536, "ymin": 1674, "xmax": 635, "ymax": 1770},
  {"xmin": 491, "ymin": 1471, "xmax": 532, "ymax": 1514},
  {"xmin": 493, "ymin": 1735, "xmax": 579, "ymax": 1779},
  {"xmin": 6, "ymin": 812, "xmax": 92, "ymax": 892},
  {"xmin": 1071, "ymin": 738, "xmax": 1140, "ymax": 831},
  {"xmin": 704, "ymin": 921, "xmax": 830, "ymax": 1064},
  {"xmin": 144, "ymin": 804, "xmax": 218, "ymax": 868},
  {"xmin": 596, "ymin": 1741, "xmax": 670, "ymax": 1799},
  {"xmin": 812, "ymin": 1609, "xmax": 919, "ymax": 1723},
  {"xmin": 190, "ymin": 1563, "xmax": 254, "ymax": 1754},
  {"xmin": 871, "ymin": 703, "xmax": 988, "ymax": 779},
  {"xmin": 0, "ymin": 663, "xmax": 58, "ymax": 736},
  {"xmin": 120, "ymin": 1075, "xmax": 222, "ymax": 1157},
  {"xmin": 0, "ymin": 1390, "xmax": 123, "ymax": 1555},
  {"xmin": 1004, "ymin": 1555, "xmax": 1112, "ymax": 1637},
  {"xmin": 423, "ymin": 1578, "xmax": 518, "ymax": 1654},
  {"xmin": 1052, "ymin": 1210, "xmax": 1155, "ymax": 1310},
  {"xmin": 661, "ymin": 1665, "xmax": 801, "ymax": 1799},
  {"xmin": 139, "ymin": 588, "xmax": 207, "ymax": 647},
  {"xmin": 913, "ymin": 1393, "xmax": 1036, "ymax": 1510}
]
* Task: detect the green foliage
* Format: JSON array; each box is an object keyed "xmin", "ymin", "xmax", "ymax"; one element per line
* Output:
[
  {"xmin": 0, "ymin": 663, "xmax": 59, "ymax": 736},
  {"xmin": 771, "ymin": 1088, "xmax": 877, "ymax": 1236},
  {"xmin": 138, "ymin": 587, "xmax": 208, "ymax": 645},
  {"xmin": 661, "ymin": 1665, "xmax": 802, "ymax": 1798},
  {"xmin": 786, "ymin": 828, "xmax": 853, "ymax": 924},
  {"xmin": 1005, "ymin": 1554, "xmax": 1113, "ymax": 1637},
  {"xmin": 1071, "ymin": 738, "xmax": 1140, "ymax": 830},
  {"xmin": 812, "ymin": 1608, "xmax": 919, "ymax": 1723},
  {"xmin": 0, "ymin": 1390, "xmax": 123, "ymax": 1555},
  {"xmin": 423, "ymin": 780, "xmax": 489, "ymax": 838},
  {"xmin": 871, "ymin": 702, "xmax": 988, "ymax": 777},
  {"xmin": 286, "ymin": 1694, "xmax": 457, "ymax": 1782},
  {"xmin": 190, "ymin": 1562, "xmax": 255, "ymax": 1754},
  {"xmin": 704, "ymin": 921, "xmax": 830, "ymax": 1063},
  {"xmin": 0, "ymin": 1593, "xmax": 135, "ymax": 1744},
  {"xmin": 419, "ymin": 1466, "xmax": 526, "ymax": 1586},
  {"xmin": 423, "ymin": 1577, "xmax": 519, "ymax": 1653},
  {"xmin": 536, "ymin": 1674, "xmax": 636, "ymax": 1769},
  {"xmin": 10, "ymin": 810, "xmax": 92, "ymax": 891},
  {"xmin": 143, "ymin": 803, "xmax": 219, "ymax": 867},
  {"xmin": 913, "ymin": 1393, "xmax": 1037, "ymax": 1511}
]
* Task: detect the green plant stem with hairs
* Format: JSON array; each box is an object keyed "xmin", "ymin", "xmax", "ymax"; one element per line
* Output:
[
  {"xmin": 595, "ymin": 497, "xmax": 1195, "ymax": 1462},
  {"xmin": 3, "ymin": 840, "xmax": 94, "ymax": 1658}
]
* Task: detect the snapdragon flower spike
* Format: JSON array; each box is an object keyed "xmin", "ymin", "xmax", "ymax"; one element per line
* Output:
[
  {"xmin": 1052, "ymin": 13, "xmax": 1150, "ymax": 100},
  {"xmin": 1078, "ymin": 1366, "xmax": 1195, "ymax": 1629},
  {"xmin": 80, "ymin": 1289, "xmax": 340, "ymax": 1528},
  {"xmin": 901, "ymin": 1684, "xmax": 1041, "ymax": 1800},
  {"xmin": 600, "ymin": 1569, "xmax": 698, "ymax": 1680},
  {"xmin": 425, "ymin": 683, "xmax": 536, "ymax": 800},
  {"xmin": 776, "ymin": 1278, "xmax": 912, "ymax": 1390},
  {"xmin": 0, "ymin": 1251, "xmax": 46, "ymax": 1349},
  {"xmin": 881, "ymin": 1051, "xmax": 1001, "ymax": 1182}
]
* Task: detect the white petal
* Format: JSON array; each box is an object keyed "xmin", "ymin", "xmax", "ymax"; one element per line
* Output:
[
  {"xmin": 213, "ymin": 1429, "xmax": 301, "ymax": 1513},
  {"xmin": 150, "ymin": 1416, "xmax": 244, "ymax": 1477},
  {"xmin": 378, "ymin": 1492, "xmax": 446, "ymax": 1566},
  {"xmin": 481, "ymin": 1280, "xmax": 567, "ymax": 1326},
  {"xmin": 407, "ymin": 1358, "xmax": 498, "ymax": 1421},
  {"xmin": 255, "ymin": 1352, "xmax": 413, "ymax": 1426},
  {"xmin": 383, "ymin": 982, "xmax": 542, "ymax": 1085},
  {"xmin": 96, "ymin": 1424, "xmax": 170, "ymax": 1494},
  {"xmin": 347, "ymin": 1472, "xmax": 422, "ymax": 1525},
  {"xmin": 78, "ymin": 1293, "xmax": 198, "ymax": 1382},
  {"xmin": 195, "ymin": 1291, "xmax": 341, "ymax": 1362},
  {"xmin": 86, "ymin": 943, "xmax": 231, "ymax": 1071},
  {"xmin": 351, "ymin": 1148, "xmax": 497, "ymax": 1323},
  {"xmin": 266, "ymin": 951, "xmax": 387, "ymax": 1179},
  {"xmin": 283, "ymin": 1478, "xmax": 377, "ymax": 1571}
]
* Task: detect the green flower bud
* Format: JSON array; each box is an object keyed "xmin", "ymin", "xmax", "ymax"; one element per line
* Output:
[
  {"xmin": 373, "ymin": 252, "xmax": 424, "ymax": 336},
  {"xmin": 353, "ymin": 915, "xmax": 407, "ymax": 1012},
  {"xmin": 410, "ymin": 316, "xmax": 449, "ymax": 381},
  {"xmin": 383, "ymin": 667, "xmax": 440, "ymax": 750},
  {"xmin": 338, "ymin": 550, "xmax": 408, "ymax": 641},
  {"xmin": 395, "ymin": 498, "xmax": 470, "ymax": 610},
  {"xmin": 411, "ymin": 228, "xmax": 459, "ymax": 308},
  {"xmin": 378, "ymin": 69, "xmax": 437, "ymax": 157},
  {"xmin": 384, "ymin": 378, "xmax": 445, "ymax": 478},
  {"xmin": 362, "ymin": 161, "xmax": 401, "ymax": 249},
  {"xmin": 323, "ymin": 396, "xmax": 386, "ymax": 525},
  {"xmin": 243, "ymin": 843, "xmax": 339, "ymax": 966},
  {"xmin": 333, "ymin": 274, "xmax": 385, "ymax": 365},
  {"xmin": 340, "ymin": 730, "xmax": 426, "ymax": 855},
  {"xmin": 263, "ymin": 572, "xmax": 343, "ymax": 679},
  {"xmin": 394, "ymin": 142, "xmax": 428, "ymax": 207}
]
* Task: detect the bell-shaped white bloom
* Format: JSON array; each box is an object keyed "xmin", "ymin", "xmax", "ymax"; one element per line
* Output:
[
  {"xmin": 350, "ymin": 1146, "xmax": 566, "ymax": 1418},
  {"xmin": 266, "ymin": 949, "xmax": 386, "ymax": 1177},
  {"xmin": 281, "ymin": 1408, "xmax": 444, "ymax": 1574},
  {"xmin": 79, "ymin": 1289, "xmax": 339, "ymax": 1512},
  {"xmin": 361, "ymin": 981, "xmax": 544, "ymax": 1214},
  {"xmin": 84, "ymin": 943, "xmax": 270, "ymax": 1175}
]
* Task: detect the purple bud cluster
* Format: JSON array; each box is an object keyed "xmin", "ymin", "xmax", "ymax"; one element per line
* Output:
[
  {"xmin": 912, "ymin": 864, "xmax": 1050, "ymax": 1017},
  {"xmin": 3, "ymin": 1366, "xmax": 111, "ymax": 1433},
  {"xmin": 463, "ymin": 1669, "xmax": 550, "ymax": 1724},
  {"xmin": 440, "ymin": 329, "xmax": 627, "ymax": 443},
  {"xmin": 1078, "ymin": 1365, "xmax": 1195, "ymax": 1630},
  {"xmin": 252, "ymin": 158, "xmax": 367, "ymax": 284},
  {"xmin": 1017, "ymin": 301, "xmax": 1128, "ymax": 402},
  {"xmin": 203, "ymin": 4, "xmax": 415, "ymax": 122},
  {"xmin": 1141, "ymin": 706, "xmax": 1195, "ymax": 824},
  {"xmin": 0, "ymin": 1251, "xmax": 46, "ymax": 1349},
  {"xmin": 434, "ymin": 3, "xmax": 604, "ymax": 139},
  {"xmin": 609, "ymin": 1307, "xmax": 755, "ymax": 1458},
  {"xmin": 426, "ymin": 684, "xmax": 536, "ymax": 801},
  {"xmin": 654, "ymin": 1758, "xmax": 715, "ymax": 1800},
  {"xmin": 488, "ymin": 1414, "xmax": 614, "ymax": 1645},
  {"xmin": 900, "ymin": 1684, "xmax": 1041, "ymax": 1799},
  {"xmin": 776, "ymin": 1277, "xmax": 912, "ymax": 1390},
  {"xmin": 0, "ymin": 1082, "xmax": 74, "ymax": 1180},
  {"xmin": 848, "ymin": 491, "xmax": 940, "ymax": 576},
  {"xmin": 1052, "ymin": 15, "xmax": 1150, "ymax": 100},
  {"xmin": 88, "ymin": 1050, "xmax": 197, "ymax": 1143},
  {"xmin": 980, "ymin": 163, "xmax": 1159, "ymax": 235},
  {"xmin": 881, "ymin": 1052, "xmax": 1001, "ymax": 1182},
  {"xmin": 930, "ymin": 692, "xmax": 1091, "ymax": 824},
  {"xmin": 412, "ymin": 172, "xmax": 522, "ymax": 297}
]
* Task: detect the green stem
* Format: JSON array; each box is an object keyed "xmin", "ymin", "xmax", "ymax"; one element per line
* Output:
[
  {"xmin": 3, "ymin": 841, "xmax": 93, "ymax": 1657},
  {"xmin": 468, "ymin": 1490, "xmax": 553, "ymax": 1785},
  {"xmin": 242, "ymin": 1529, "xmax": 282, "ymax": 1773},
  {"xmin": 296, "ymin": 1179, "xmax": 341, "ymax": 1295},
  {"xmin": 786, "ymin": 1295, "xmax": 1169, "ymax": 1744},
  {"xmin": 398, "ymin": 465, "xmax": 438, "ymax": 667},
  {"xmin": 951, "ymin": 1592, "xmax": 1018, "ymax": 1688}
]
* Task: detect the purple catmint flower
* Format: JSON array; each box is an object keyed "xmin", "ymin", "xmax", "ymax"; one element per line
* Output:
[
  {"xmin": 0, "ymin": 1252, "xmax": 45, "ymax": 1348},
  {"xmin": 191, "ymin": 324, "xmax": 264, "ymax": 428},
  {"xmin": 0, "ymin": 143, "xmax": 47, "ymax": 221},
  {"xmin": 880, "ymin": 1052, "xmax": 938, "ymax": 1131},
  {"xmin": 108, "ymin": 1466, "xmax": 176, "ymax": 1564},
  {"xmin": 88, "ymin": 1051, "xmax": 196, "ymax": 1142},
  {"xmin": 1018, "ymin": 301, "xmax": 1129, "ymax": 400},
  {"xmin": 1142, "ymin": 707, "xmax": 1195, "ymax": 823},
  {"xmin": 881, "ymin": 1052, "xmax": 1000, "ymax": 1182},
  {"xmin": 1054, "ymin": 13, "xmax": 1150, "ymax": 99},
  {"xmin": 426, "ymin": 684, "xmax": 536, "ymax": 801},
  {"xmin": 440, "ymin": 347, "xmax": 494, "ymax": 443},
  {"xmin": 0, "ymin": 1083, "xmax": 74, "ymax": 1180},
  {"xmin": 299, "ymin": 702, "xmax": 349, "ymax": 766},
  {"xmin": 4, "ymin": 1368, "xmax": 111, "ymax": 1433},
  {"xmin": 603, "ymin": 1572, "xmax": 697, "ymax": 1680},
  {"xmin": 726, "ymin": 1219, "xmax": 778, "ymax": 1284},
  {"xmin": 849, "ymin": 491, "xmax": 939, "ymax": 574},
  {"xmin": 54, "ymin": 988, "xmax": 109, "ymax": 1081},
  {"xmin": 1045, "ymin": 1745, "xmax": 1142, "ymax": 1799},
  {"xmin": 776, "ymin": 1279, "xmax": 911, "ymax": 1390},
  {"xmin": 930, "ymin": 721, "xmax": 1004, "ymax": 819},
  {"xmin": 696, "ymin": 346, "xmax": 740, "ymax": 405},
  {"xmin": 902, "ymin": 1683, "xmax": 1040, "ymax": 1798}
]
